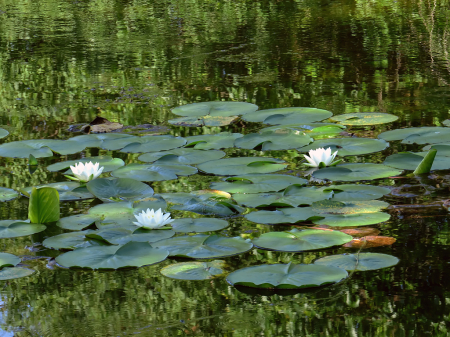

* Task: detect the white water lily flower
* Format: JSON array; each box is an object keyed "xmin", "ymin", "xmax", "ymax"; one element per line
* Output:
[
  {"xmin": 69, "ymin": 161, "xmax": 104, "ymax": 182},
  {"xmin": 133, "ymin": 208, "xmax": 174, "ymax": 229},
  {"xmin": 303, "ymin": 147, "xmax": 339, "ymax": 168}
]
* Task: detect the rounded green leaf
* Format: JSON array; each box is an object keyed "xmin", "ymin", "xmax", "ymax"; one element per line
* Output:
[
  {"xmin": 0, "ymin": 253, "xmax": 21, "ymax": 268},
  {"xmin": 210, "ymin": 174, "xmax": 307, "ymax": 193},
  {"xmin": 324, "ymin": 184, "xmax": 391, "ymax": 201},
  {"xmin": 168, "ymin": 115, "xmax": 239, "ymax": 127},
  {"xmin": 0, "ymin": 140, "xmax": 53, "ymax": 158},
  {"xmin": 184, "ymin": 132, "xmax": 243, "ymax": 150},
  {"xmin": 242, "ymin": 107, "xmax": 333, "ymax": 125},
  {"xmin": 57, "ymin": 214, "xmax": 98, "ymax": 231},
  {"xmin": 171, "ymin": 218, "xmax": 229, "ymax": 233},
  {"xmin": 47, "ymin": 156, "xmax": 125, "ymax": 173},
  {"xmin": 86, "ymin": 178, "xmax": 154, "ymax": 202},
  {"xmin": 111, "ymin": 163, "xmax": 198, "ymax": 181},
  {"xmin": 0, "ymin": 187, "xmax": 19, "ymax": 202},
  {"xmin": 378, "ymin": 127, "xmax": 450, "ymax": 144},
  {"xmin": 312, "ymin": 212, "xmax": 391, "ymax": 227},
  {"xmin": 86, "ymin": 226, "xmax": 175, "ymax": 245},
  {"xmin": 171, "ymin": 198, "xmax": 244, "ymax": 216},
  {"xmin": 68, "ymin": 133, "xmax": 134, "ymax": 149},
  {"xmin": 198, "ymin": 157, "xmax": 287, "ymax": 176},
  {"xmin": 299, "ymin": 138, "xmax": 389, "ymax": 156},
  {"xmin": 138, "ymin": 148, "xmax": 225, "ymax": 165},
  {"xmin": 152, "ymin": 234, "xmax": 253, "ymax": 259},
  {"xmin": 235, "ymin": 129, "xmax": 312, "ymax": 151},
  {"xmin": 0, "ymin": 267, "xmax": 35, "ymax": 280},
  {"xmin": 252, "ymin": 229, "xmax": 352, "ymax": 252},
  {"xmin": 384, "ymin": 151, "xmax": 450, "ymax": 171},
  {"xmin": 161, "ymin": 260, "xmax": 226, "ymax": 280},
  {"xmin": 314, "ymin": 253, "xmax": 399, "ymax": 271},
  {"xmin": 261, "ymin": 123, "xmax": 344, "ymax": 133},
  {"xmin": 312, "ymin": 163, "xmax": 402, "ymax": 182},
  {"xmin": 245, "ymin": 208, "xmax": 321, "ymax": 225},
  {"xmin": 226, "ymin": 263, "xmax": 348, "ymax": 289},
  {"xmin": 22, "ymin": 182, "xmax": 93, "ymax": 201},
  {"xmin": 172, "ymin": 101, "xmax": 258, "ymax": 117},
  {"xmin": 101, "ymin": 135, "xmax": 186, "ymax": 153},
  {"xmin": 311, "ymin": 200, "xmax": 389, "ymax": 214},
  {"xmin": 0, "ymin": 220, "xmax": 46, "ymax": 238},
  {"xmin": 43, "ymin": 230, "xmax": 109, "ymax": 250},
  {"xmin": 330, "ymin": 112, "xmax": 398, "ymax": 125},
  {"xmin": 55, "ymin": 242, "xmax": 169, "ymax": 270}
]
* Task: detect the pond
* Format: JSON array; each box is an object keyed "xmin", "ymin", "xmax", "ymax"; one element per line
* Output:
[{"xmin": 0, "ymin": 0, "xmax": 450, "ymax": 335}]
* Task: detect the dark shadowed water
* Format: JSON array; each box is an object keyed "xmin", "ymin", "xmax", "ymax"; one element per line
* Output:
[{"xmin": 0, "ymin": 0, "xmax": 450, "ymax": 336}]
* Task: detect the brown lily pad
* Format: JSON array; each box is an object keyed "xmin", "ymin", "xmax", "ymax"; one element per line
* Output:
[
  {"xmin": 343, "ymin": 236, "xmax": 396, "ymax": 248},
  {"xmin": 339, "ymin": 228, "xmax": 380, "ymax": 237}
]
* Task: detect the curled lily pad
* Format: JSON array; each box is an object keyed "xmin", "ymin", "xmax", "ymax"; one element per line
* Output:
[
  {"xmin": 184, "ymin": 132, "xmax": 243, "ymax": 150},
  {"xmin": 245, "ymin": 208, "xmax": 321, "ymax": 225},
  {"xmin": 101, "ymin": 135, "xmax": 186, "ymax": 153},
  {"xmin": 242, "ymin": 107, "xmax": 333, "ymax": 125},
  {"xmin": 226, "ymin": 263, "xmax": 348, "ymax": 289},
  {"xmin": 86, "ymin": 226, "xmax": 175, "ymax": 245},
  {"xmin": 299, "ymin": 138, "xmax": 389, "ymax": 156},
  {"xmin": 198, "ymin": 157, "xmax": 287, "ymax": 176},
  {"xmin": 235, "ymin": 129, "xmax": 313, "ymax": 151},
  {"xmin": 138, "ymin": 148, "xmax": 226, "ymax": 165},
  {"xmin": 0, "ymin": 220, "xmax": 46, "ymax": 238},
  {"xmin": 252, "ymin": 228, "xmax": 353, "ymax": 252},
  {"xmin": 161, "ymin": 260, "xmax": 226, "ymax": 280},
  {"xmin": 111, "ymin": 163, "xmax": 198, "ymax": 181},
  {"xmin": 168, "ymin": 115, "xmax": 239, "ymax": 127},
  {"xmin": 378, "ymin": 127, "xmax": 450, "ymax": 144},
  {"xmin": 55, "ymin": 242, "xmax": 169, "ymax": 270},
  {"xmin": 383, "ymin": 151, "xmax": 450, "ymax": 171},
  {"xmin": 152, "ymin": 234, "xmax": 253, "ymax": 259},
  {"xmin": 312, "ymin": 163, "xmax": 402, "ymax": 182},
  {"xmin": 0, "ymin": 187, "xmax": 19, "ymax": 202},
  {"xmin": 86, "ymin": 178, "xmax": 154, "ymax": 202},
  {"xmin": 43, "ymin": 230, "xmax": 109, "ymax": 250},
  {"xmin": 210, "ymin": 174, "xmax": 307, "ymax": 193},
  {"xmin": 0, "ymin": 267, "xmax": 35, "ymax": 280},
  {"xmin": 171, "ymin": 101, "xmax": 258, "ymax": 117},
  {"xmin": 68, "ymin": 133, "xmax": 134, "ymax": 148},
  {"xmin": 21, "ymin": 182, "xmax": 93, "ymax": 201},
  {"xmin": 314, "ymin": 253, "xmax": 399, "ymax": 271},
  {"xmin": 47, "ymin": 156, "xmax": 125, "ymax": 173},
  {"xmin": 171, "ymin": 218, "xmax": 229, "ymax": 233},
  {"xmin": 0, "ymin": 253, "xmax": 21, "ymax": 268},
  {"xmin": 330, "ymin": 112, "xmax": 398, "ymax": 125}
]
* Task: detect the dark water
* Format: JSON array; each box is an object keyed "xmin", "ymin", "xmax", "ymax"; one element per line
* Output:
[{"xmin": 0, "ymin": 0, "xmax": 450, "ymax": 335}]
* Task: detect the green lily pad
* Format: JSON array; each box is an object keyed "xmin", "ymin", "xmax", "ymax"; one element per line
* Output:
[
  {"xmin": 233, "ymin": 186, "xmax": 333, "ymax": 208},
  {"xmin": 312, "ymin": 212, "xmax": 391, "ymax": 227},
  {"xmin": 47, "ymin": 156, "xmax": 125, "ymax": 173},
  {"xmin": 184, "ymin": 132, "xmax": 243, "ymax": 150},
  {"xmin": 242, "ymin": 107, "xmax": 333, "ymax": 125},
  {"xmin": 245, "ymin": 208, "xmax": 321, "ymax": 225},
  {"xmin": 312, "ymin": 163, "xmax": 402, "ymax": 182},
  {"xmin": 0, "ymin": 220, "xmax": 46, "ymax": 238},
  {"xmin": 55, "ymin": 242, "xmax": 169, "ymax": 270},
  {"xmin": 299, "ymin": 138, "xmax": 389, "ymax": 156},
  {"xmin": 43, "ymin": 230, "xmax": 109, "ymax": 250},
  {"xmin": 235, "ymin": 129, "xmax": 313, "ymax": 151},
  {"xmin": 0, "ymin": 253, "xmax": 21, "ymax": 268},
  {"xmin": 161, "ymin": 260, "xmax": 226, "ymax": 280},
  {"xmin": 21, "ymin": 182, "xmax": 93, "ymax": 201},
  {"xmin": 198, "ymin": 157, "xmax": 287, "ymax": 176},
  {"xmin": 0, "ymin": 140, "xmax": 52, "ymax": 158},
  {"xmin": 68, "ymin": 133, "xmax": 134, "ymax": 149},
  {"xmin": 210, "ymin": 174, "xmax": 307, "ymax": 193},
  {"xmin": 0, "ymin": 187, "xmax": 19, "ymax": 202},
  {"xmin": 261, "ymin": 123, "xmax": 344, "ymax": 133},
  {"xmin": 168, "ymin": 115, "xmax": 239, "ymax": 127},
  {"xmin": 226, "ymin": 263, "xmax": 348, "ymax": 289},
  {"xmin": 138, "ymin": 148, "xmax": 225, "ymax": 165},
  {"xmin": 57, "ymin": 213, "xmax": 99, "ymax": 231},
  {"xmin": 252, "ymin": 228, "xmax": 352, "ymax": 252},
  {"xmin": 86, "ymin": 226, "xmax": 175, "ymax": 245},
  {"xmin": 111, "ymin": 163, "xmax": 198, "ymax": 181},
  {"xmin": 171, "ymin": 218, "xmax": 229, "ymax": 233},
  {"xmin": 324, "ymin": 184, "xmax": 391, "ymax": 201},
  {"xmin": 101, "ymin": 135, "xmax": 186, "ymax": 153},
  {"xmin": 171, "ymin": 101, "xmax": 258, "ymax": 117},
  {"xmin": 383, "ymin": 152, "xmax": 450, "ymax": 171},
  {"xmin": 0, "ymin": 128, "xmax": 9, "ymax": 139},
  {"xmin": 0, "ymin": 267, "xmax": 35, "ymax": 280},
  {"xmin": 151, "ymin": 234, "xmax": 253, "ymax": 259},
  {"xmin": 311, "ymin": 200, "xmax": 389, "ymax": 214},
  {"xmin": 314, "ymin": 253, "xmax": 399, "ymax": 271},
  {"xmin": 422, "ymin": 143, "xmax": 450, "ymax": 154},
  {"xmin": 378, "ymin": 127, "xmax": 450, "ymax": 144},
  {"xmin": 171, "ymin": 198, "xmax": 244, "ymax": 216},
  {"xmin": 330, "ymin": 112, "xmax": 398, "ymax": 125},
  {"xmin": 86, "ymin": 178, "xmax": 154, "ymax": 202}
]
